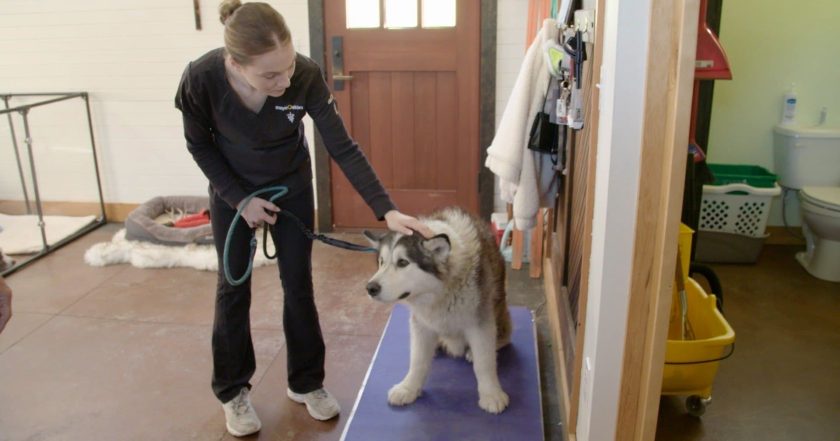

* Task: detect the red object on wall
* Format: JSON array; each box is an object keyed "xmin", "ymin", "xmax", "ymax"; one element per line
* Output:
[
  {"xmin": 689, "ymin": 0, "xmax": 733, "ymax": 161},
  {"xmin": 694, "ymin": 0, "xmax": 732, "ymax": 80}
]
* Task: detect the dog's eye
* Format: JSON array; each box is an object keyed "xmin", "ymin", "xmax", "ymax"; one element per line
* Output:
[{"xmin": 396, "ymin": 259, "xmax": 410, "ymax": 268}]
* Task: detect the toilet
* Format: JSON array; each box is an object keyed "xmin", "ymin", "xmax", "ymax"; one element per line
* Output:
[{"xmin": 774, "ymin": 124, "xmax": 840, "ymax": 282}]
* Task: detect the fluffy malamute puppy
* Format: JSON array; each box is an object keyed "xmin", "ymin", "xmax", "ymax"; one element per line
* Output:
[{"xmin": 363, "ymin": 207, "xmax": 512, "ymax": 413}]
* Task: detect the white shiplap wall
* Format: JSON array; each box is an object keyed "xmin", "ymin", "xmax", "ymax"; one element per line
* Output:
[
  {"xmin": 496, "ymin": 0, "xmax": 529, "ymax": 128},
  {"xmin": 494, "ymin": 0, "xmax": 528, "ymax": 212},
  {"xmin": 0, "ymin": 0, "xmax": 525, "ymax": 212},
  {"xmin": 0, "ymin": 0, "xmax": 310, "ymax": 204}
]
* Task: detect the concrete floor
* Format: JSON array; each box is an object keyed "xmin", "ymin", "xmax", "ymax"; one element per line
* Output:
[
  {"xmin": 1, "ymin": 223, "xmax": 837, "ymax": 440},
  {"xmin": 0, "ymin": 223, "xmax": 560, "ymax": 441},
  {"xmin": 655, "ymin": 244, "xmax": 840, "ymax": 440}
]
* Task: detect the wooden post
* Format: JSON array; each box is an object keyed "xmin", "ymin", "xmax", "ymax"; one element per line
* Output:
[
  {"xmin": 544, "ymin": 208, "xmax": 554, "ymax": 259},
  {"xmin": 615, "ymin": 1, "xmax": 699, "ymax": 439},
  {"xmin": 511, "ymin": 230, "xmax": 524, "ymax": 270},
  {"xmin": 529, "ymin": 209, "xmax": 544, "ymax": 278}
]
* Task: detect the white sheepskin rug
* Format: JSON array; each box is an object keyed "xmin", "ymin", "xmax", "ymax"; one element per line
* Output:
[{"xmin": 84, "ymin": 228, "xmax": 275, "ymax": 271}]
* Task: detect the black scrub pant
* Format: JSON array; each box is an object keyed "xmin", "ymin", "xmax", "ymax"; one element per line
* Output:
[{"xmin": 209, "ymin": 184, "xmax": 324, "ymax": 404}]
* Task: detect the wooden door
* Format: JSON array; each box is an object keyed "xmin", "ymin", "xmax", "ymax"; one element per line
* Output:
[{"xmin": 323, "ymin": 0, "xmax": 480, "ymax": 228}]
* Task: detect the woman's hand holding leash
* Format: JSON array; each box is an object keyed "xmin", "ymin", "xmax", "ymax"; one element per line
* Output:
[
  {"xmin": 237, "ymin": 197, "xmax": 281, "ymax": 228},
  {"xmin": 384, "ymin": 210, "xmax": 434, "ymax": 238}
]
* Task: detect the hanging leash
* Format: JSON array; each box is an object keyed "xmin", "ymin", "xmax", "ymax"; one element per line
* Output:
[{"xmin": 223, "ymin": 185, "xmax": 376, "ymax": 286}]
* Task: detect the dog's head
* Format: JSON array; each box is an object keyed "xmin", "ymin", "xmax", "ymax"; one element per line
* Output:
[{"xmin": 362, "ymin": 230, "xmax": 451, "ymax": 303}]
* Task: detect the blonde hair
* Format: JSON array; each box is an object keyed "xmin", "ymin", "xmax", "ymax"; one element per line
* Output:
[{"xmin": 218, "ymin": 0, "xmax": 292, "ymax": 65}]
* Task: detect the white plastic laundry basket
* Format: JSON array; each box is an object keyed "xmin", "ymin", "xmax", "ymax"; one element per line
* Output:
[{"xmin": 699, "ymin": 183, "xmax": 782, "ymax": 238}]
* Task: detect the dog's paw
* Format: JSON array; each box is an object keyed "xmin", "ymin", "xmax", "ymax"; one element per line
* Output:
[
  {"xmin": 388, "ymin": 383, "xmax": 421, "ymax": 406},
  {"xmin": 478, "ymin": 388, "xmax": 509, "ymax": 414},
  {"xmin": 465, "ymin": 348, "xmax": 473, "ymax": 363}
]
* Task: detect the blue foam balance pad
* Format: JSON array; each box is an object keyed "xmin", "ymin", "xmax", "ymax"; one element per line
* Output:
[{"xmin": 340, "ymin": 305, "xmax": 543, "ymax": 441}]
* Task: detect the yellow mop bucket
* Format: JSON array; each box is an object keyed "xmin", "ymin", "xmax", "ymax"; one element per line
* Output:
[{"xmin": 662, "ymin": 225, "xmax": 735, "ymax": 416}]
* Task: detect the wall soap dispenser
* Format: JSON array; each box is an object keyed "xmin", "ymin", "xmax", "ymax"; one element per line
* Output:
[{"xmin": 781, "ymin": 83, "xmax": 797, "ymax": 125}]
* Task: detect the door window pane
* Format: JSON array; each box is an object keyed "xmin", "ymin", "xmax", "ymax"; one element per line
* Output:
[
  {"xmin": 347, "ymin": 0, "xmax": 380, "ymax": 29},
  {"xmin": 385, "ymin": 0, "xmax": 418, "ymax": 29},
  {"xmin": 422, "ymin": 0, "xmax": 456, "ymax": 28}
]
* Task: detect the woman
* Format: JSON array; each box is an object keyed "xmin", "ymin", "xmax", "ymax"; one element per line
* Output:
[{"xmin": 175, "ymin": 1, "xmax": 430, "ymax": 436}]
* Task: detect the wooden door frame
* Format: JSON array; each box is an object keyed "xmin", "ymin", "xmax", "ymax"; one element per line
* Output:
[
  {"xmin": 544, "ymin": 0, "xmax": 699, "ymax": 439},
  {"xmin": 615, "ymin": 1, "xmax": 699, "ymax": 439},
  {"xmin": 308, "ymin": 0, "xmax": 497, "ymax": 231}
]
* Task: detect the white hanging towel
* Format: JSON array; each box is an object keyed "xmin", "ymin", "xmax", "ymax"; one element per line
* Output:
[{"xmin": 485, "ymin": 19, "xmax": 559, "ymax": 230}]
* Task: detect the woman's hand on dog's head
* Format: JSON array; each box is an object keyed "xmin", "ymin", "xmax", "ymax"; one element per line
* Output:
[{"xmin": 384, "ymin": 210, "xmax": 434, "ymax": 238}]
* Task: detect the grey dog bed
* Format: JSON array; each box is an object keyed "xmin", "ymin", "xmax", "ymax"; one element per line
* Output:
[{"xmin": 125, "ymin": 196, "xmax": 214, "ymax": 246}]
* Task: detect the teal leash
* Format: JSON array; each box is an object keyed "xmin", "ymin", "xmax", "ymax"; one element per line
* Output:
[
  {"xmin": 223, "ymin": 186, "xmax": 288, "ymax": 286},
  {"xmin": 223, "ymin": 185, "xmax": 376, "ymax": 286}
]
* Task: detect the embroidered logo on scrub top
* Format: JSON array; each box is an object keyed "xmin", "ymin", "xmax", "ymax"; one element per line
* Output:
[
  {"xmin": 275, "ymin": 104, "xmax": 303, "ymax": 124},
  {"xmin": 328, "ymin": 95, "xmax": 339, "ymax": 115}
]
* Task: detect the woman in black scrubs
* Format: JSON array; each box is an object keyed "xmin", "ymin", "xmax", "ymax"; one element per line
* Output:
[{"xmin": 175, "ymin": 1, "xmax": 431, "ymax": 436}]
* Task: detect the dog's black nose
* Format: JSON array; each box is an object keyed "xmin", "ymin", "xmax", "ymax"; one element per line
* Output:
[{"xmin": 366, "ymin": 282, "xmax": 381, "ymax": 297}]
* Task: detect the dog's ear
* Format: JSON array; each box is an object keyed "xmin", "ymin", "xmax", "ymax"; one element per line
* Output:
[
  {"xmin": 363, "ymin": 230, "xmax": 382, "ymax": 247},
  {"xmin": 422, "ymin": 234, "xmax": 450, "ymax": 260}
]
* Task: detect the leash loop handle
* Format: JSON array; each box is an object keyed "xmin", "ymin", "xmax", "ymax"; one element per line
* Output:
[
  {"xmin": 223, "ymin": 186, "xmax": 376, "ymax": 286},
  {"xmin": 223, "ymin": 186, "xmax": 288, "ymax": 286}
]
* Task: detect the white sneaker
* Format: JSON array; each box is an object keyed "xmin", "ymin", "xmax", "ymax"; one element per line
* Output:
[
  {"xmin": 222, "ymin": 387, "xmax": 262, "ymax": 437},
  {"xmin": 286, "ymin": 387, "xmax": 340, "ymax": 420}
]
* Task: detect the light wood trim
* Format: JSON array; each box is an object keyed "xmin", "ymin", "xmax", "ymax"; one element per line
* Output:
[
  {"xmin": 544, "ymin": 208, "xmax": 554, "ymax": 259},
  {"xmin": 0, "ymin": 200, "xmax": 130, "ymax": 221},
  {"xmin": 0, "ymin": 201, "xmax": 325, "ymax": 234},
  {"xmin": 548, "ymin": 231, "xmax": 575, "ymax": 395},
  {"xmin": 511, "ymin": 230, "xmax": 524, "ymax": 270},
  {"xmin": 615, "ymin": 1, "xmax": 699, "ymax": 440},
  {"xmin": 103, "ymin": 204, "xmax": 137, "ymax": 222},
  {"xmin": 543, "ymin": 255, "xmax": 573, "ymax": 434}
]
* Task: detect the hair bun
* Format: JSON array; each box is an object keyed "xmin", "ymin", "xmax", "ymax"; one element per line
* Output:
[{"xmin": 218, "ymin": 0, "xmax": 243, "ymax": 25}]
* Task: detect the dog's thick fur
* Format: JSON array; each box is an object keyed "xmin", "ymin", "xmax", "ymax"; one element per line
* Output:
[{"xmin": 364, "ymin": 207, "xmax": 512, "ymax": 413}]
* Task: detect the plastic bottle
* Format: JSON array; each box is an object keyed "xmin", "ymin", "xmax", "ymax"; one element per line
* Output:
[{"xmin": 781, "ymin": 83, "xmax": 797, "ymax": 125}]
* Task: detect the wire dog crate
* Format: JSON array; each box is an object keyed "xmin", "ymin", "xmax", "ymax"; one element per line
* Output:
[{"xmin": 1, "ymin": 93, "xmax": 107, "ymax": 276}]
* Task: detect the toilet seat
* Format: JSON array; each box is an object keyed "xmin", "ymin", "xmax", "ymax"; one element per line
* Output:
[{"xmin": 801, "ymin": 186, "xmax": 840, "ymax": 213}]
